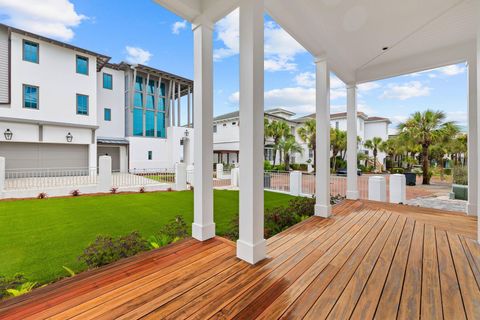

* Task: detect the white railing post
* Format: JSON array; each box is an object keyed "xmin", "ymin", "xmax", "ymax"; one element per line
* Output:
[
  {"xmin": 216, "ymin": 163, "xmax": 224, "ymax": 180},
  {"xmin": 390, "ymin": 174, "xmax": 406, "ymax": 204},
  {"xmin": 186, "ymin": 165, "xmax": 194, "ymax": 186},
  {"xmin": 346, "ymin": 84, "xmax": 359, "ymax": 200},
  {"xmin": 289, "ymin": 171, "xmax": 302, "ymax": 196},
  {"xmin": 231, "ymin": 168, "xmax": 239, "ymax": 187},
  {"xmin": 0, "ymin": 157, "xmax": 5, "ymax": 196},
  {"xmin": 368, "ymin": 176, "xmax": 387, "ymax": 202},
  {"xmin": 175, "ymin": 162, "xmax": 187, "ymax": 191},
  {"xmin": 98, "ymin": 156, "xmax": 112, "ymax": 192}
]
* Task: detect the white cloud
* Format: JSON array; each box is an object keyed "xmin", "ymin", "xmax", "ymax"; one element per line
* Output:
[
  {"xmin": 358, "ymin": 82, "xmax": 380, "ymax": 92},
  {"xmin": 437, "ymin": 64, "xmax": 466, "ymax": 76},
  {"xmin": 214, "ymin": 9, "xmax": 306, "ymax": 71},
  {"xmin": 0, "ymin": 0, "xmax": 86, "ymax": 41},
  {"xmin": 381, "ymin": 81, "xmax": 431, "ymax": 100},
  {"xmin": 295, "ymin": 72, "xmax": 315, "ymax": 87},
  {"xmin": 172, "ymin": 20, "xmax": 187, "ymax": 35},
  {"xmin": 125, "ymin": 46, "xmax": 152, "ymax": 65},
  {"xmin": 445, "ymin": 111, "xmax": 467, "ymax": 125}
]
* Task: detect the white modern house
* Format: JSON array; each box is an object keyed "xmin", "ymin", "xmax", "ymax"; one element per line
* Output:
[
  {"xmin": 212, "ymin": 108, "xmax": 390, "ymax": 167},
  {"xmin": 0, "ymin": 24, "xmax": 194, "ymax": 172}
]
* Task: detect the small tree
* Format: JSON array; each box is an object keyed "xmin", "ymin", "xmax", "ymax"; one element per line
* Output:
[
  {"xmin": 297, "ymin": 119, "xmax": 316, "ymax": 168},
  {"xmin": 364, "ymin": 137, "xmax": 383, "ymax": 171},
  {"xmin": 279, "ymin": 135, "xmax": 303, "ymax": 170}
]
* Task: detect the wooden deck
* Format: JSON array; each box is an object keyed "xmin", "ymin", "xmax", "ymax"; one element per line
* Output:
[{"xmin": 0, "ymin": 200, "xmax": 479, "ymax": 319}]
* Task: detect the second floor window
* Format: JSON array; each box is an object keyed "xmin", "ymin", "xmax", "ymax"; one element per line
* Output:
[
  {"xmin": 23, "ymin": 85, "xmax": 39, "ymax": 109},
  {"xmin": 213, "ymin": 125, "xmax": 217, "ymax": 133},
  {"xmin": 76, "ymin": 94, "xmax": 89, "ymax": 115},
  {"xmin": 103, "ymin": 73, "xmax": 112, "ymax": 89},
  {"xmin": 104, "ymin": 108, "xmax": 111, "ymax": 121},
  {"xmin": 23, "ymin": 40, "xmax": 39, "ymax": 63},
  {"xmin": 76, "ymin": 55, "xmax": 89, "ymax": 75}
]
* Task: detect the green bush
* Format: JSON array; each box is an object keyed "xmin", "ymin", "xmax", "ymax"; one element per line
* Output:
[
  {"xmin": 0, "ymin": 274, "xmax": 28, "ymax": 299},
  {"xmin": 411, "ymin": 167, "xmax": 423, "ymax": 176},
  {"xmin": 79, "ymin": 231, "xmax": 149, "ymax": 268},
  {"xmin": 444, "ymin": 168, "xmax": 452, "ymax": 175},
  {"xmin": 264, "ymin": 160, "xmax": 273, "ymax": 170},
  {"xmin": 272, "ymin": 164, "xmax": 287, "ymax": 171},
  {"xmin": 290, "ymin": 164, "xmax": 308, "ymax": 171},
  {"xmin": 156, "ymin": 216, "xmax": 189, "ymax": 241},
  {"xmin": 453, "ymin": 166, "xmax": 468, "ymax": 185},
  {"xmin": 391, "ymin": 168, "xmax": 404, "ymax": 174}
]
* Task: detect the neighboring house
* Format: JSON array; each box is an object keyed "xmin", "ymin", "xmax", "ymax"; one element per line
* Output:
[
  {"xmin": 0, "ymin": 24, "xmax": 193, "ymax": 172},
  {"xmin": 212, "ymin": 108, "xmax": 390, "ymax": 166}
]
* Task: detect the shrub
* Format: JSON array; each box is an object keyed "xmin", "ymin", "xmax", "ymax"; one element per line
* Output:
[
  {"xmin": 411, "ymin": 167, "xmax": 423, "ymax": 176},
  {"xmin": 391, "ymin": 168, "xmax": 404, "ymax": 174},
  {"xmin": 79, "ymin": 231, "xmax": 149, "ymax": 268},
  {"xmin": 453, "ymin": 166, "xmax": 468, "ymax": 185},
  {"xmin": 37, "ymin": 192, "xmax": 48, "ymax": 199},
  {"xmin": 272, "ymin": 164, "xmax": 287, "ymax": 171},
  {"xmin": 70, "ymin": 189, "xmax": 81, "ymax": 197},
  {"xmin": 139, "ymin": 186, "xmax": 146, "ymax": 193},
  {"xmin": 0, "ymin": 274, "xmax": 27, "ymax": 299},
  {"xmin": 264, "ymin": 160, "xmax": 273, "ymax": 171},
  {"xmin": 6, "ymin": 282, "xmax": 37, "ymax": 297},
  {"xmin": 110, "ymin": 187, "xmax": 118, "ymax": 194},
  {"xmin": 444, "ymin": 168, "xmax": 452, "ymax": 176},
  {"xmin": 287, "ymin": 196, "xmax": 316, "ymax": 217},
  {"xmin": 157, "ymin": 216, "xmax": 189, "ymax": 240}
]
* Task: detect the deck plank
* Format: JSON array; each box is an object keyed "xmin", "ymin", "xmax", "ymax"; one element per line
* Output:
[{"xmin": 1, "ymin": 199, "xmax": 478, "ymax": 320}]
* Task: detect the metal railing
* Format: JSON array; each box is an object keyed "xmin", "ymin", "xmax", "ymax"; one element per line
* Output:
[
  {"xmin": 301, "ymin": 172, "xmax": 315, "ymax": 195},
  {"xmin": 358, "ymin": 175, "xmax": 369, "ymax": 199},
  {"xmin": 330, "ymin": 175, "xmax": 347, "ymax": 197},
  {"xmin": 4, "ymin": 167, "xmax": 97, "ymax": 191},
  {"xmin": 213, "ymin": 171, "xmax": 231, "ymax": 187},
  {"xmin": 112, "ymin": 168, "xmax": 175, "ymax": 187},
  {"xmin": 264, "ymin": 170, "xmax": 290, "ymax": 193}
]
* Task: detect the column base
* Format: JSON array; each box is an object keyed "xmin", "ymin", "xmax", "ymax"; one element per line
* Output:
[
  {"xmin": 192, "ymin": 222, "xmax": 216, "ymax": 241},
  {"xmin": 346, "ymin": 190, "xmax": 359, "ymax": 200},
  {"xmin": 466, "ymin": 203, "xmax": 478, "ymax": 216},
  {"xmin": 315, "ymin": 204, "xmax": 331, "ymax": 218},
  {"xmin": 236, "ymin": 238, "xmax": 266, "ymax": 264}
]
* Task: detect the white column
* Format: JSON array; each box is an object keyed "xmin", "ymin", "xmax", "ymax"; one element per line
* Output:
[
  {"xmin": 314, "ymin": 56, "xmax": 332, "ymax": 217},
  {"xmin": 0, "ymin": 157, "xmax": 5, "ymax": 195},
  {"xmin": 468, "ymin": 58, "xmax": 478, "ymax": 216},
  {"xmin": 237, "ymin": 0, "xmax": 266, "ymax": 264},
  {"xmin": 191, "ymin": 18, "xmax": 215, "ymax": 241},
  {"xmin": 368, "ymin": 176, "xmax": 387, "ymax": 202},
  {"xmin": 216, "ymin": 163, "xmax": 224, "ymax": 180},
  {"xmin": 346, "ymin": 84, "xmax": 359, "ymax": 200},
  {"xmin": 289, "ymin": 171, "xmax": 302, "ymax": 196},
  {"xmin": 98, "ymin": 156, "xmax": 112, "ymax": 192},
  {"xmin": 390, "ymin": 174, "xmax": 406, "ymax": 204},
  {"xmin": 476, "ymin": 9, "xmax": 480, "ymax": 242},
  {"xmin": 177, "ymin": 82, "xmax": 182, "ymax": 126},
  {"xmin": 175, "ymin": 162, "xmax": 187, "ymax": 191}
]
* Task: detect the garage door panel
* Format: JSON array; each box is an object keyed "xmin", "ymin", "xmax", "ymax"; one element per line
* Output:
[{"xmin": 0, "ymin": 143, "xmax": 88, "ymax": 170}]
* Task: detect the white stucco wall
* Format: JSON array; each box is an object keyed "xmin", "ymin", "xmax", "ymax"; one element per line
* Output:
[
  {"xmin": 0, "ymin": 32, "xmax": 98, "ymax": 126},
  {"xmin": 96, "ymin": 66, "xmax": 125, "ymax": 138}
]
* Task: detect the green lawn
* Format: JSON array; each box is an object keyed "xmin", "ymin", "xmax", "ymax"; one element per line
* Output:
[{"xmin": 0, "ymin": 190, "xmax": 294, "ymax": 284}]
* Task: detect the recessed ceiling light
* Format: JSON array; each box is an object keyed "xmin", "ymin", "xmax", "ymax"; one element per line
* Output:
[{"xmin": 382, "ymin": 46, "xmax": 389, "ymax": 51}]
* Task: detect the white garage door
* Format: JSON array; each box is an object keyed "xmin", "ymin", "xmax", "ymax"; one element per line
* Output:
[{"xmin": 0, "ymin": 143, "xmax": 88, "ymax": 170}]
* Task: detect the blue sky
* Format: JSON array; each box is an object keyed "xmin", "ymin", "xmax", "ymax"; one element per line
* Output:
[{"xmin": 0, "ymin": 0, "xmax": 468, "ymax": 133}]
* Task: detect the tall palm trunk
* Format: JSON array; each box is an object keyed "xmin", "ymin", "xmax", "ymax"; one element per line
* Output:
[{"xmin": 422, "ymin": 144, "xmax": 430, "ymax": 185}]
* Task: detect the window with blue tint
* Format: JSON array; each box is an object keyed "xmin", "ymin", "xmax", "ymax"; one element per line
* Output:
[
  {"xmin": 134, "ymin": 92, "xmax": 143, "ymax": 107},
  {"xmin": 160, "ymin": 83, "xmax": 166, "ymax": 96},
  {"xmin": 76, "ymin": 94, "xmax": 89, "ymax": 115},
  {"xmin": 76, "ymin": 56, "xmax": 89, "ymax": 75},
  {"xmin": 156, "ymin": 113, "xmax": 166, "ymax": 138},
  {"xmin": 23, "ymin": 40, "xmax": 39, "ymax": 63},
  {"xmin": 135, "ymin": 76, "xmax": 143, "ymax": 91},
  {"xmin": 133, "ymin": 108, "xmax": 143, "ymax": 136},
  {"xmin": 23, "ymin": 85, "xmax": 39, "ymax": 109},
  {"xmin": 104, "ymin": 108, "xmax": 111, "ymax": 121},
  {"xmin": 145, "ymin": 110, "xmax": 155, "ymax": 137},
  {"xmin": 148, "ymin": 80, "xmax": 155, "ymax": 94},
  {"xmin": 146, "ymin": 95, "xmax": 155, "ymax": 110},
  {"xmin": 103, "ymin": 73, "xmax": 112, "ymax": 89},
  {"xmin": 158, "ymin": 97, "xmax": 165, "ymax": 111},
  {"xmin": 148, "ymin": 151, "xmax": 153, "ymax": 160}
]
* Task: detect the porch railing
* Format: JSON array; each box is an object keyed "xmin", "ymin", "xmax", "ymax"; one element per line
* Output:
[
  {"xmin": 4, "ymin": 167, "xmax": 98, "ymax": 191},
  {"xmin": 112, "ymin": 168, "xmax": 175, "ymax": 187},
  {"xmin": 264, "ymin": 170, "xmax": 290, "ymax": 193}
]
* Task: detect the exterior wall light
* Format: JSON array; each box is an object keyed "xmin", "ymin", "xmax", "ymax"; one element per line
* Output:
[
  {"xmin": 4, "ymin": 129, "xmax": 13, "ymax": 140},
  {"xmin": 184, "ymin": 129, "xmax": 189, "ymax": 137},
  {"xmin": 66, "ymin": 132, "xmax": 73, "ymax": 142}
]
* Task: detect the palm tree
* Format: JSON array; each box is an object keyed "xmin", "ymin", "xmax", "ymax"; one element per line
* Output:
[
  {"xmin": 264, "ymin": 117, "xmax": 273, "ymax": 160},
  {"xmin": 279, "ymin": 135, "xmax": 303, "ymax": 170},
  {"xmin": 379, "ymin": 138, "xmax": 397, "ymax": 169},
  {"xmin": 364, "ymin": 137, "xmax": 383, "ymax": 171},
  {"xmin": 269, "ymin": 120, "xmax": 291, "ymax": 166},
  {"xmin": 398, "ymin": 110, "xmax": 458, "ymax": 185},
  {"xmin": 330, "ymin": 128, "xmax": 347, "ymax": 170},
  {"xmin": 297, "ymin": 119, "xmax": 316, "ymax": 168}
]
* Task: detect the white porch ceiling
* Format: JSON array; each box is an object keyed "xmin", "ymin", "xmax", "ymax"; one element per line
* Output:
[{"xmin": 154, "ymin": 0, "xmax": 477, "ymax": 83}]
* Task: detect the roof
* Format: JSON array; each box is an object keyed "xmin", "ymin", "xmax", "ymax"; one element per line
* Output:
[
  {"xmin": 296, "ymin": 111, "xmax": 371, "ymax": 122},
  {"xmin": 0, "ymin": 23, "xmax": 110, "ymax": 71},
  {"xmin": 213, "ymin": 108, "xmax": 299, "ymax": 123},
  {"xmin": 366, "ymin": 116, "xmax": 392, "ymax": 124},
  {"xmin": 97, "ymin": 137, "xmax": 130, "ymax": 145},
  {"xmin": 118, "ymin": 63, "xmax": 193, "ymax": 87},
  {"xmin": 155, "ymin": 0, "xmax": 476, "ymax": 84}
]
